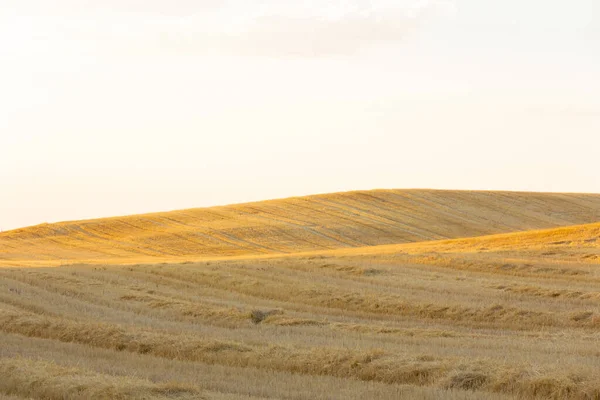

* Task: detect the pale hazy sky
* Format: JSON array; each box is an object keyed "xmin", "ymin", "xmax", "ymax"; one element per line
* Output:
[{"xmin": 1, "ymin": 0, "xmax": 599, "ymax": 230}]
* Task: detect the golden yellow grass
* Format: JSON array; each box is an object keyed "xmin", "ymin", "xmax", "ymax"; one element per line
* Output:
[
  {"xmin": 2, "ymin": 189, "xmax": 600, "ymax": 399},
  {"xmin": 312, "ymin": 221, "xmax": 600, "ymax": 259},
  {"xmin": 2, "ymin": 225, "xmax": 600, "ymax": 398},
  {"xmin": 2, "ymin": 189, "xmax": 600, "ymax": 266},
  {"xmin": 0, "ymin": 358, "xmax": 202, "ymax": 400}
]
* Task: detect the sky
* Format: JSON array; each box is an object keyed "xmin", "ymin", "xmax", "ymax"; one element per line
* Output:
[{"xmin": 1, "ymin": 0, "xmax": 599, "ymax": 231}]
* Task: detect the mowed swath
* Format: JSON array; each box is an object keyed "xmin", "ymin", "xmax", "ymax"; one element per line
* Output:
[
  {"xmin": 2, "ymin": 189, "xmax": 600, "ymax": 266},
  {"xmin": 2, "ymin": 223, "xmax": 600, "ymax": 399}
]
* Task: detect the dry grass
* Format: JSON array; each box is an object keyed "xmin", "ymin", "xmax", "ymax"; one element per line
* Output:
[
  {"xmin": 0, "ymin": 358, "xmax": 202, "ymax": 400},
  {"xmin": 1, "ymin": 189, "xmax": 600, "ymax": 266},
  {"xmin": 2, "ymin": 190, "xmax": 600, "ymax": 399}
]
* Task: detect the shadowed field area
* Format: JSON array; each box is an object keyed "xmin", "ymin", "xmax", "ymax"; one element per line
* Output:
[{"xmin": 1, "ymin": 190, "xmax": 600, "ymax": 399}]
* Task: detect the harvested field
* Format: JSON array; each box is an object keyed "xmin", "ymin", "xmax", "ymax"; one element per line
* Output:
[{"xmin": 1, "ymin": 190, "xmax": 600, "ymax": 399}]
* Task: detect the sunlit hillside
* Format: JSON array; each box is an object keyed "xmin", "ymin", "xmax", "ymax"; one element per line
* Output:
[
  {"xmin": 319, "ymin": 221, "xmax": 600, "ymax": 260},
  {"xmin": 409, "ymin": 220, "xmax": 600, "ymax": 252},
  {"xmin": 2, "ymin": 189, "xmax": 600, "ymax": 266}
]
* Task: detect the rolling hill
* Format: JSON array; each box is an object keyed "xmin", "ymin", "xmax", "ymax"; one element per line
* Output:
[
  {"xmin": 3, "ymin": 189, "xmax": 600, "ymax": 399},
  {"xmin": 1, "ymin": 189, "xmax": 600, "ymax": 266}
]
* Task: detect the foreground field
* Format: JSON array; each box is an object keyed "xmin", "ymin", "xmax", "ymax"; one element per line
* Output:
[
  {"xmin": 2, "ymin": 189, "xmax": 600, "ymax": 266},
  {"xmin": 1, "ymin": 220, "xmax": 600, "ymax": 399}
]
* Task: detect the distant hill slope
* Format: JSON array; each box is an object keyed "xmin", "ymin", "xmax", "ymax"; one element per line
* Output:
[
  {"xmin": 408, "ymin": 221, "xmax": 600, "ymax": 253},
  {"xmin": 1, "ymin": 189, "xmax": 600, "ymax": 265},
  {"xmin": 322, "ymin": 221, "xmax": 600, "ymax": 258}
]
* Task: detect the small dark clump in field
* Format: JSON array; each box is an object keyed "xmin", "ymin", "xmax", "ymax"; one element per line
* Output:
[{"xmin": 250, "ymin": 309, "xmax": 283, "ymax": 324}]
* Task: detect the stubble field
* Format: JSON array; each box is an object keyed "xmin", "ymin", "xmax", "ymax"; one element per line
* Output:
[{"xmin": 1, "ymin": 190, "xmax": 600, "ymax": 399}]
